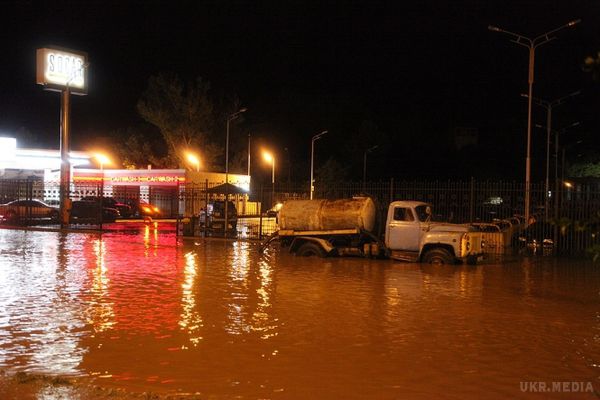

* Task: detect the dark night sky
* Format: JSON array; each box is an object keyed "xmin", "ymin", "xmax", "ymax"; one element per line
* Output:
[{"xmin": 1, "ymin": 0, "xmax": 599, "ymax": 181}]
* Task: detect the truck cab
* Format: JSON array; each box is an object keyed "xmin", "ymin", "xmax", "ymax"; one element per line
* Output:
[{"xmin": 385, "ymin": 201, "xmax": 484, "ymax": 264}]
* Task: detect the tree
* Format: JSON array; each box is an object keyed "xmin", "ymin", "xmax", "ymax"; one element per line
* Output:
[
  {"xmin": 568, "ymin": 161, "xmax": 600, "ymax": 178},
  {"xmin": 137, "ymin": 73, "xmax": 221, "ymax": 170},
  {"xmin": 108, "ymin": 126, "xmax": 164, "ymax": 169}
]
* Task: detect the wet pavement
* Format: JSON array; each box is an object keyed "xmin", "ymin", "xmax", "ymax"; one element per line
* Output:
[{"xmin": 0, "ymin": 226, "xmax": 599, "ymax": 399}]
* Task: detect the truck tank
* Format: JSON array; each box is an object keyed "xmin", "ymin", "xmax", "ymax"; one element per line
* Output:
[{"xmin": 279, "ymin": 197, "xmax": 377, "ymax": 232}]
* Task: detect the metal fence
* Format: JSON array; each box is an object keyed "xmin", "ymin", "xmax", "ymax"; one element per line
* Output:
[
  {"xmin": 1, "ymin": 178, "xmax": 599, "ymax": 256},
  {"xmin": 260, "ymin": 179, "xmax": 600, "ymax": 256}
]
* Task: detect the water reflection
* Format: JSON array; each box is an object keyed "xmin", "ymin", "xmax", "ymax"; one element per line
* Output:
[
  {"xmin": 0, "ymin": 228, "xmax": 598, "ymax": 398},
  {"xmin": 0, "ymin": 232, "xmax": 86, "ymax": 375},
  {"xmin": 85, "ymin": 237, "xmax": 115, "ymax": 333},
  {"xmin": 142, "ymin": 222, "xmax": 161, "ymax": 257},
  {"xmin": 224, "ymin": 241, "xmax": 251, "ymax": 335},
  {"xmin": 252, "ymin": 258, "xmax": 277, "ymax": 339},
  {"xmin": 179, "ymin": 251, "xmax": 203, "ymax": 346},
  {"xmin": 223, "ymin": 241, "xmax": 277, "ymax": 338}
]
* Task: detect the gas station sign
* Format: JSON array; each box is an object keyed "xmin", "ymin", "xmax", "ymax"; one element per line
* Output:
[{"xmin": 36, "ymin": 47, "xmax": 88, "ymax": 95}]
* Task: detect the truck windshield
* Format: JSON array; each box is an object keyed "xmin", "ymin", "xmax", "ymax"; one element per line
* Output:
[{"xmin": 415, "ymin": 204, "xmax": 434, "ymax": 222}]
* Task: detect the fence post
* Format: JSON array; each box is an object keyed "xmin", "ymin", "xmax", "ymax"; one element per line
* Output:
[
  {"xmin": 203, "ymin": 179, "xmax": 209, "ymax": 236},
  {"xmin": 469, "ymin": 177, "xmax": 475, "ymax": 223},
  {"xmin": 389, "ymin": 177, "xmax": 394, "ymax": 203},
  {"xmin": 99, "ymin": 181, "xmax": 103, "ymax": 231},
  {"xmin": 259, "ymin": 183, "xmax": 263, "ymax": 240}
]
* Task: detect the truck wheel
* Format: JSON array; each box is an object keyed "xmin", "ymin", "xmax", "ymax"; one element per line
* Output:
[
  {"xmin": 296, "ymin": 242, "xmax": 326, "ymax": 257},
  {"xmin": 422, "ymin": 248, "xmax": 454, "ymax": 265},
  {"xmin": 466, "ymin": 255, "xmax": 479, "ymax": 265}
]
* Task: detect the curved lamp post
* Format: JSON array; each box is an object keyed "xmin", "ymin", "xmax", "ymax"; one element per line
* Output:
[
  {"xmin": 489, "ymin": 19, "xmax": 580, "ymax": 224},
  {"xmin": 94, "ymin": 153, "xmax": 111, "ymax": 198},
  {"xmin": 534, "ymin": 120, "xmax": 580, "ymax": 235},
  {"xmin": 94, "ymin": 153, "xmax": 111, "ymax": 228},
  {"xmin": 310, "ymin": 130, "xmax": 327, "ymax": 200},
  {"xmin": 224, "ymin": 107, "xmax": 247, "ymax": 236},
  {"xmin": 263, "ymin": 150, "xmax": 275, "ymax": 206},
  {"xmin": 523, "ymin": 90, "xmax": 581, "ymax": 217}
]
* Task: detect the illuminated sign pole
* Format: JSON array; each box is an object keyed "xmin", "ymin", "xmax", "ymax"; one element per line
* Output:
[{"xmin": 36, "ymin": 47, "xmax": 88, "ymax": 228}]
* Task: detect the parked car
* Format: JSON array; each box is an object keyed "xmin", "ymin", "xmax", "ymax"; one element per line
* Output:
[
  {"xmin": 139, "ymin": 200, "xmax": 162, "ymax": 218},
  {"xmin": 513, "ymin": 220, "xmax": 555, "ymax": 255},
  {"xmin": 70, "ymin": 200, "xmax": 120, "ymax": 223},
  {"xmin": 199, "ymin": 200, "xmax": 237, "ymax": 232},
  {"xmin": 81, "ymin": 196, "xmax": 132, "ymax": 218},
  {"xmin": 0, "ymin": 199, "xmax": 59, "ymax": 223},
  {"xmin": 123, "ymin": 199, "xmax": 162, "ymax": 218}
]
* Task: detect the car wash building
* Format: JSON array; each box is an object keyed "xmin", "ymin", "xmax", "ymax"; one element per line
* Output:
[
  {"xmin": 72, "ymin": 168, "xmax": 251, "ymax": 218},
  {"xmin": 0, "ymin": 137, "xmax": 252, "ymax": 217}
]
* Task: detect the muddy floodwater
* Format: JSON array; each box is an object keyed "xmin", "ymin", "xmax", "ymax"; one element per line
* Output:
[{"xmin": 0, "ymin": 227, "xmax": 599, "ymax": 399}]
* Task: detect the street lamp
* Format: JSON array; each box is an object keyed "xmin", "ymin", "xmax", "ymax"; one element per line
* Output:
[
  {"xmin": 552, "ymin": 121, "xmax": 581, "ymax": 185},
  {"xmin": 310, "ymin": 130, "xmax": 327, "ymax": 200},
  {"xmin": 534, "ymin": 120, "xmax": 580, "ymax": 231},
  {"xmin": 489, "ymin": 19, "xmax": 580, "ymax": 224},
  {"xmin": 535, "ymin": 121, "xmax": 580, "ymax": 181},
  {"xmin": 94, "ymin": 153, "xmax": 111, "ymax": 171},
  {"xmin": 247, "ymin": 133, "xmax": 251, "ymax": 177},
  {"xmin": 539, "ymin": 121, "xmax": 580, "ymax": 184},
  {"xmin": 523, "ymin": 90, "xmax": 581, "ymax": 217},
  {"xmin": 94, "ymin": 153, "xmax": 110, "ymax": 227},
  {"xmin": 94, "ymin": 152, "xmax": 110, "ymax": 198},
  {"xmin": 224, "ymin": 107, "xmax": 247, "ymax": 236},
  {"xmin": 186, "ymin": 152, "xmax": 201, "ymax": 172},
  {"xmin": 561, "ymin": 139, "xmax": 584, "ymax": 184},
  {"xmin": 362, "ymin": 145, "xmax": 378, "ymax": 193},
  {"xmin": 225, "ymin": 107, "xmax": 248, "ymax": 180},
  {"xmin": 263, "ymin": 150, "xmax": 275, "ymax": 205}
]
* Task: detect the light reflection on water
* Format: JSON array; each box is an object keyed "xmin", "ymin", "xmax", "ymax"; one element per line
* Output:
[{"xmin": 0, "ymin": 228, "xmax": 599, "ymax": 398}]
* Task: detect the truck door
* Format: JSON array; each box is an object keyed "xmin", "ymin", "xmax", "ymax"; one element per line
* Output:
[{"xmin": 386, "ymin": 206, "xmax": 420, "ymax": 251}]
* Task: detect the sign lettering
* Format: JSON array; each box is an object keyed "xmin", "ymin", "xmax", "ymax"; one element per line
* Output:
[{"xmin": 36, "ymin": 47, "xmax": 88, "ymax": 94}]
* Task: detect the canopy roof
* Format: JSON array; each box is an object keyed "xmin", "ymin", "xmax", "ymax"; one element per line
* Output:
[{"xmin": 206, "ymin": 182, "xmax": 248, "ymax": 195}]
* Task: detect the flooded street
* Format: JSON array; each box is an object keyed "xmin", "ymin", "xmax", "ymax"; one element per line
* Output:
[{"xmin": 0, "ymin": 227, "xmax": 599, "ymax": 399}]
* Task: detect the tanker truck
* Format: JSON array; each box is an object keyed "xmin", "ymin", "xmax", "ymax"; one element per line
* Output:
[{"xmin": 261, "ymin": 197, "xmax": 485, "ymax": 264}]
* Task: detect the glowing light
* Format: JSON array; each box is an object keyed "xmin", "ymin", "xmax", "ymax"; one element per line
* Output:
[
  {"xmin": 262, "ymin": 150, "xmax": 275, "ymax": 185},
  {"xmin": 185, "ymin": 152, "xmax": 201, "ymax": 172},
  {"xmin": 36, "ymin": 48, "xmax": 87, "ymax": 93},
  {"xmin": 0, "ymin": 137, "xmax": 17, "ymax": 163},
  {"xmin": 94, "ymin": 153, "xmax": 111, "ymax": 170},
  {"xmin": 0, "ymin": 146, "xmax": 90, "ymax": 170},
  {"xmin": 262, "ymin": 151, "xmax": 273, "ymax": 164}
]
